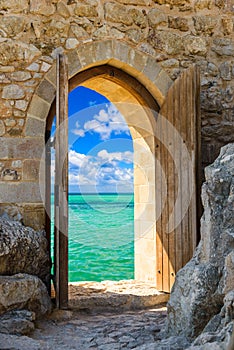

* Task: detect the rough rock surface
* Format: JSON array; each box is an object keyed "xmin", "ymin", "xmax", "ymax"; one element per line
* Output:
[
  {"xmin": 0, "ymin": 218, "xmax": 50, "ymax": 284},
  {"xmin": 0, "ymin": 273, "xmax": 52, "ymax": 317},
  {"xmin": 0, "ymin": 309, "xmax": 35, "ymax": 335},
  {"xmin": 166, "ymin": 143, "xmax": 234, "ymax": 339}
]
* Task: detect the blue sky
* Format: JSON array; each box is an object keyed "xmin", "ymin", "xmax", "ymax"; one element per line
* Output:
[{"xmin": 52, "ymin": 86, "xmax": 133, "ymax": 193}]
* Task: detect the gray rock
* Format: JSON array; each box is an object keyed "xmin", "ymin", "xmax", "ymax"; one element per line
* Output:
[
  {"xmin": 0, "ymin": 218, "xmax": 50, "ymax": 285},
  {"xmin": 2, "ymin": 84, "xmax": 25, "ymax": 100},
  {"xmin": 0, "ymin": 273, "xmax": 52, "ymax": 317},
  {"xmin": 166, "ymin": 143, "xmax": 234, "ymax": 339},
  {"xmin": 0, "ymin": 310, "xmax": 35, "ymax": 335},
  {"xmin": 0, "ymin": 333, "xmax": 41, "ymax": 350}
]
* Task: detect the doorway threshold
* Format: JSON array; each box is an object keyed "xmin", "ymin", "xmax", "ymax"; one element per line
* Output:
[{"xmin": 68, "ymin": 280, "xmax": 169, "ymax": 313}]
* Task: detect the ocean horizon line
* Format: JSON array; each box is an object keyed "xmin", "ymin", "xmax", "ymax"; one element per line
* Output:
[{"xmin": 51, "ymin": 192, "xmax": 134, "ymax": 195}]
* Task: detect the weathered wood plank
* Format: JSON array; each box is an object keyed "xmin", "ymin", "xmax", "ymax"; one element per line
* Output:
[
  {"xmin": 55, "ymin": 54, "xmax": 69, "ymax": 309},
  {"xmin": 166, "ymin": 75, "xmax": 176, "ymax": 289},
  {"xmin": 156, "ymin": 65, "xmax": 200, "ymax": 292},
  {"xmin": 155, "ymin": 117, "xmax": 163, "ymax": 290},
  {"xmin": 45, "ymin": 129, "xmax": 51, "ymax": 295}
]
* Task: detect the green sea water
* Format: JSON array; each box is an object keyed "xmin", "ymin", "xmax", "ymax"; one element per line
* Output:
[{"xmin": 51, "ymin": 194, "xmax": 134, "ymax": 282}]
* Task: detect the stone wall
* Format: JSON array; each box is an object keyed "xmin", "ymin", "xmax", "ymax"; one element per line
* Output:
[{"xmin": 0, "ymin": 0, "xmax": 233, "ymax": 227}]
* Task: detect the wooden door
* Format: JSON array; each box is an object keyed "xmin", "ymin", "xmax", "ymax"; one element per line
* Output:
[
  {"xmin": 155, "ymin": 65, "xmax": 201, "ymax": 292},
  {"xmin": 54, "ymin": 54, "xmax": 69, "ymax": 308}
]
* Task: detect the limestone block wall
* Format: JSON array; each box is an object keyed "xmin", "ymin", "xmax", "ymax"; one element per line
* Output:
[{"xmin": 0, "ymin": 0, "xmax": 233, "ymax": 228}]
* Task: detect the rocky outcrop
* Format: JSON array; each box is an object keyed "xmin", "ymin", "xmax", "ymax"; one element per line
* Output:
[
  {"xmin": 0, "ymin": 218, "xmax": 50, "ymax": 284},
  {"xmin": 186, "ymin": 290, "xmax": 234, "ymax": 349},
  {"xmin": 0, "ymin": 273, "xmax": 52, "ymax": 317},
  {"xmin": 166, "ymin": 143, "xmax": 234, "ymax": 341}
]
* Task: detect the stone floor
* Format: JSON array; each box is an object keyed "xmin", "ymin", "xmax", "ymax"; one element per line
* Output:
[
  {"xmin": 68, "ymin": 280, "xmax": 170, "ymax": 312},
  {"xmin": 1, "ymin": 281, "xmax": 195, "ymax": 350},
  {"xmin": 31, "ymin": 306, "xmax": 168, "ymax": 350},
  {"xmin": 0, "ymin": 281, "xmax": 175, "ymax": 350}
]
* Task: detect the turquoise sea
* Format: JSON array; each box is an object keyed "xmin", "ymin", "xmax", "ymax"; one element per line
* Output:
[{"xmin": 51, "ymin": 194, "xmax": 134, "ymax": 282}]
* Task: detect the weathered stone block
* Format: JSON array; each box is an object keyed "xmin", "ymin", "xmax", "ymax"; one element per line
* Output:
[
  {"xmin": 2, "ymin": 84, "xmax": 25, "ymax": 100},
  {"xmin": 222, "ymin": 17, "xmax": 233, "ymax": 35},
  {"xmin": 142, "ymin": 56, "xmax": 162, "ymax": 82},
  {"xmin": 15, "ymin": 100, "xmax": 28, "ymax": 111},
  {"xmin": 220, "ymin": 61, "xmax": 232, "ymax": 80},
  {"xmin": 77, "ymin": 42, "xmax": 97, "ymax": 68},
  {"xmin": 30, "ymin": 0, "xmax": 55, "ymax": 16},
  {"xmin": 0, "ymin": 0, "xmax": 28, "ymax": 12},
  {"xmin": 74, "ymin": 4, "xmax": 98, "ymax": 17},
  {"xmin": 0, "ymin": 182, "xmax": 42, "ymax": 203},
  {"xmin": 148, "ymin": 31, "xmax": 184, "ymax": 55},
  {"xmin": 105, "ymin": 3, "xmax": 133, "ymax": 25},
  {"xmin": 195, "ymin": 0, "xmax": 213, "ymax": 10},
  {"xmin": 193, "ymin": 16, "xmax": 218, "ymax": 35},
  {"xmin": 25, "ymin": 117, "xmax": 45, "ymax": 137},
  {"xmin": 0, "ymin": 16, "xmax": 26, "ymax": 38},
  {"xmin": 67, "ymin": 49, "xmax": 82, "ymax": 79},
  {"xmin": 36, "ymin": 79, "xmax": 56, "ymax": 104},
  {"xmin": 27, "ymin": 95, "xmax": 50, "ymax": 120},
  {"xmin": 23, "ymin": 160, "xmax": 40, "ymax": 181},
  {"xmin": 95, "ymin": 40, "xmax": 114, "ymax": 62},
  {"xmin": 168, "ymin": 16, "xmax": 189, "ymax": 31},
  {"xmin": 22, "ymin": 204, "xmax": 45, "ymax": 231},
  {"xmin": 57, "ymin": 1, "xmax": 70, "ymax": 18},
  {"xmin": 212, "ymin": 38, "xmax": 234, "ymax": 56},
  {"xmin": 65, "ymin": 38, "xmax": 79, "ymax": 50},
  {"xmin": 0, "ymin": 41, "xmax": 41, "ymax": 66},
  {"xmin": 148, "ymin": 8, "xmax": 168, "ymax": 28},
  {"xmin": 0, "ymin": 138, "xmax": 44, "ymax": 160},
  {"xmin": 1, "ymin": 169, "xmax": 20, "ymax": 181},
  {"xmin": 0, "ymin": 120, "xmax": 5, "ymax": 136},
  {"xmin": 70, "ymin": 24, "xmax": 89, "ymax": 39},
  {"xmin": 129, "ymin": 8, "xmax": 147, "ymax": 29},
  {"xmin": 184, "ymin": 35, "xmax": 207, "ymax": 56},
  {"xmin": 153, "ymin": 70, "xmax": 173, "ymax": 97},
  {"xmin": 11, "ymin": 71, "xmax": 31, "ymax": 82}
]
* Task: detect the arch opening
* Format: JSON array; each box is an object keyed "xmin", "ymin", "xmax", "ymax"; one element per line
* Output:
[{"xmin": 46, "ymin": 64, "xmax": 160, "ymax": 285}]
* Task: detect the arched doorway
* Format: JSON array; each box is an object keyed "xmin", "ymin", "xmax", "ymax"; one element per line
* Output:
[{"xmin": 35, "ymin": 40, "xmax": 200, "ymax": 308}]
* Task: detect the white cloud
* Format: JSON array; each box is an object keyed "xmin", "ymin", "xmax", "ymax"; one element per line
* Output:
[
  {"xmin": 69, "ymin": 150, "xmax": 88, "ymax": 167},
  {"xmin": 67, "ymin": 149, "xmax": 133, "ymax": 190},
  {"xmin": 71, "ymin": 103, "xmax": 130, "ymax": 140},
  {"xmin": 97, "ymin": 149, "xmax": 133, "ymax": 163}
]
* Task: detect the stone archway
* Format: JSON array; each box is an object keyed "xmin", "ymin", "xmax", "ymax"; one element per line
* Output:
[
  {"xmin": 30, "ymin": 39, "xmax": 199, "ymax": 308},
  {"xmin": 25, "ymin": 39, "xmax": 173, "ymax": 139}
]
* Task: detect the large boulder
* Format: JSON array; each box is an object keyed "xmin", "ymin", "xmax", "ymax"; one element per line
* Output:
[
  {"xmin": 0, "ymin": 218, "xmax": 50, "ymax": 285},
  {"xmin": 166, "ymin": 143, "xmax": 234, "ymax": 339},
  {"xmin": 0, "ymin": 273, "xmax": 52, "ymax": 317}
]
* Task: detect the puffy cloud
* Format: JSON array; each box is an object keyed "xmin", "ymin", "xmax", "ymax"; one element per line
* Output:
[
  {"xmin": 68, "ymin": 149, "xmax": 133, "ymax": 189},
  {"xmin": 97, "ymin": 149, "xmax": 133, "ymax": 163},
  {"xmin": 69, "ymin": 150, "xmax": 88, "ymax": 167},
  {"xmin": 71, "ymin": 103, "xmax": 130, "ymax": 140}
]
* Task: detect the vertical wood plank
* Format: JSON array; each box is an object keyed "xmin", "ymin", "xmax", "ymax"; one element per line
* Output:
[
  {"xmin": 195, "ymin": 66, "xmax": 202, "ymax": 245},
  {"xmin": 45, "ymin": 129, "xmax": 51, "ymax": 295},
  {"xmin": 156, "ymin": 119, "xmax": 163, "ymax": 290},
  {"xmin": 55, "ymin": 54, "xmax": 69, "ymax": 309},
  {"xmin": 161, "ymin": 102, "xmax": 170, "ymax": 292},
  {"xmin": 156, "ymin": 65, "xmax": 200, "ymax": 292},
  {"xmin": 166, "ymin": 76, "xmax": 176, "ymax": 289}
]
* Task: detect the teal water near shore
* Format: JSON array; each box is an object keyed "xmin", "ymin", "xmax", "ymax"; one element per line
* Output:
[{"xmin": 51, "ymin": 194, "xmax": 134, "ymax": 282}]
